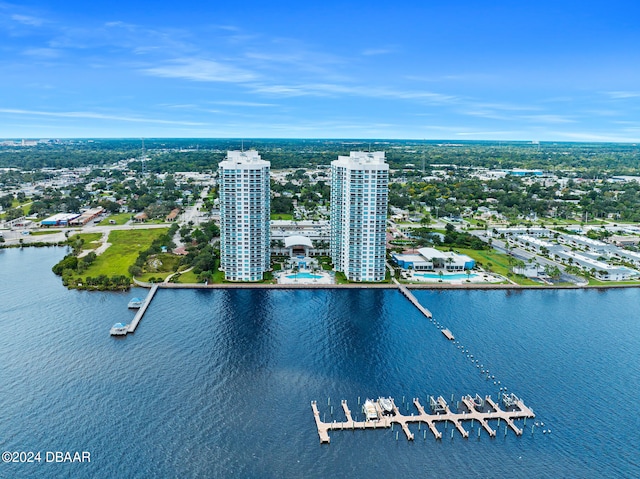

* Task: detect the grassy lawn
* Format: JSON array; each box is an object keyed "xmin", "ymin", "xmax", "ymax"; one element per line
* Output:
[
  {"xmin": 0, "ymin": 202, "xmax": 31, "ymax": 220},
  {"xmin": 82, "ymin": 228, "xmax": 168, "ymax": 277},
  {"xmin": 466, "ymin": 218, "xmax": 487, "ymax": 228},
  {"xmin": 174, "ymin": 270, "xmax": 200, "ymax": 283},
  {"xmin": 31, "ymin": 229, "xmax": 62, "ymax": 236},
  {"xmin": 451, "ymin": 247, "xmax": 539, "ymax": 285},
  {"xmin": 271, "ymin": 213, "xmax": 293, "ymax": 220},
  {"xmin": 138, "ymin": 272, "xmax": 172, "ymax": 282},
  {"xmin": 173, "ymin": 269, "xmax": 274, "ymax": 284},
  {"xmin": 317, "ymin": 257, "xmax": 333, "ymax": 270},
  {"xmin": 587, "ymin": 277, "xmax": 640, "ymax": 286},
  {"xmin": 69, "ymin": 232, "xmax": 102, "ymax": 247},
  {"xmin": 546, "ymin": 218, "xmax": 607, "ymax": 226},
  {"xmin": 10, "ymin": 200, "xmax": 32, "ymax": 214},
  {"xmin": 99, "ymin": 213, "xmax": 131, "ymax": 226},
  {"xmin": 212, "ymin": 270, "xmax": 226, "ymax": 283}
]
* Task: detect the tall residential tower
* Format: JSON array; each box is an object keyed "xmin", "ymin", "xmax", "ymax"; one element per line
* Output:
[
  {"xmin": 330, "ymin": 151, "xmax": 389, "ymax": 282},
  {"xmin": 218, "ymin": 150, "xmax": 271, "ymax": 281}
]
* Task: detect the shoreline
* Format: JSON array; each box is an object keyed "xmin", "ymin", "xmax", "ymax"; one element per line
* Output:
[
  {"xmin": 7, "ymin": 244, "xmax": 635, "ymax": 292},
  {"xmin": 133, "ymin": 278, "xmax": 640, "ymax": 291}
]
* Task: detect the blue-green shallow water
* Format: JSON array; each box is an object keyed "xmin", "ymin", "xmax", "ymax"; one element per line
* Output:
[{"xmin": 1, "ymin": 247, "xmax": 639, "ymax": 478}]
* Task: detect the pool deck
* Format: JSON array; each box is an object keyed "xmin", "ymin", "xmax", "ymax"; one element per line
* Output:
[
  {"xmin": 276, "ymin": 270, "xmax": 334, "ymax": 285},
  {"xmin": 311, "ymin": 395, "xmax": 535, "ymax": 444},
  {"xmin": 406, "ymin": 271, "xmax": 502, "ymax": 284}
]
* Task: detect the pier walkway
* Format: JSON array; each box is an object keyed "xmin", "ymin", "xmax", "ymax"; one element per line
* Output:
[
  {"xmin": 126, "ymin": 284, "xmax": 158, "ymax": 333},
  {"xmin": 311, "ymin": 394, "xmax": 535, "ymax": 444},
  {"xmin": 393, "ymin": 279, "xmax": 432, "ymax": 318}
]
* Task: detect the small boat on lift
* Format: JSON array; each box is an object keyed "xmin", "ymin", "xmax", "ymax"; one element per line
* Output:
[
  {"xmin": 128, "ymin": 298, "xmax": 144, "ymax": 309},
  {"xmin": 110, "ymin": 322, "xmax": 128, "ymax": 336},
  {"xmin": 362, "ymin": 399, "xmax": 379, "ymax": 421},
  {"xmin": 378, "ymin": 397, "xmax": 394, "ymax": 414}
]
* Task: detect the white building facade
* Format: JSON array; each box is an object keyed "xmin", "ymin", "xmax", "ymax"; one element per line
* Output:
[
  {"xmin": 330, "ymin": 151, "xmax": 389, "ymax": 281},
  {"xmin": 219, "ymin": 150, "xmax": 271, "ymax": 281}
]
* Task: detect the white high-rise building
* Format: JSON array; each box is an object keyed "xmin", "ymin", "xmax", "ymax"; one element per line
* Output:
[
  {"xmin": 330, "ymin": 151, "xmax": 389, "ymax": 282},
  {"xmin": 218, "ymin": 150, "xmax": 271, "ymax": 281}
]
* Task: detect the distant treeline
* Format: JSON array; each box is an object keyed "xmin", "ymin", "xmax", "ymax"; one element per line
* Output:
[{"xmin": 1, "ymin": 139, "xmax": 640, "ymax": 174}]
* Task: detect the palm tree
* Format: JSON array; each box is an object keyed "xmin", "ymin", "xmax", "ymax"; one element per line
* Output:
[
  {"xmin": 438, "ymin": 270, "xmax": 444, "ymax": 282},
  {"xmin": 430, "ymin": 257, "xmax": 438, "ymax": 271},
  {"xmin": 445, "ymin": 257, "xmax": 454, "ymax": 271},
  {"xmin": 465, "ymin": 268, "xmax": 471, "ymax": 282}
]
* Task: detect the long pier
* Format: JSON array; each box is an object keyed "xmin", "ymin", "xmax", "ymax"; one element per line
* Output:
[
  {"xmin": 127, "ymin": 284, "xmax": 159, "ymax": 333},
  {"xmin": 311, "ymin": 394, "xmax": 535, "ymax": 444},
  {"xmin": 393, "ymin": 279, "xmax": 432, "ymax": 318}
]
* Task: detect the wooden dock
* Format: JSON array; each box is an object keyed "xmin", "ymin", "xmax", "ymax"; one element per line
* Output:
[
  {"xmin": 393, "ymin": 279, "xmax": 432, "ymax": 318},
  {"xmin": 311, "ymin": 394, "xmax": 535, "ymax": 444},
  {"xmin": 126, "ymin": 284, "xmax": 159, "ymax": 333}
]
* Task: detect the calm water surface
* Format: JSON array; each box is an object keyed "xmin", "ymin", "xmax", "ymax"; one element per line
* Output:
[{"xmin": 1, "ymin": 247, "xmax": 639, "ymax": 478}]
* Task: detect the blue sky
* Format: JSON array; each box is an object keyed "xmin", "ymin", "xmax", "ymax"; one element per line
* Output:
[{"xmin": 1, "ymin": 0, "xmax": 639, "ymax": 140}]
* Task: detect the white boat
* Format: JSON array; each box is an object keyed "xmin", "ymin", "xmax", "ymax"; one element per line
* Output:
[
  {"xmin": 128, "ymin": 298, "xmax": 144, "ymax": 309},
  {"xmin": 378, "ymin": 397, "xmax": 394, "ymax": 414},
  {"xmin": 110, "ymin": 323, "xmax": 128, "ymax": 336},
  {"xmin": 362, "ymin": 399, "xmax": 379, "ymax": 421}
]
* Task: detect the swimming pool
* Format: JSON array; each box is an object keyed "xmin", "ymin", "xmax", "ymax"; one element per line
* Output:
[
  {"xmin": 286, "ymin": 272, "xmax": 323, "ymax": 279},
  {"xmin": 413, "ymin": 272, "xmax": 477, "ymax": 280}
]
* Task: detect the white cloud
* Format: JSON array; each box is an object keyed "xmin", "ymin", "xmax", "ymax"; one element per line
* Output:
[
  {"xmin": 143, "ymin": 58, "xmax": 258, "ymax": 83},
  {"xmin": 556, "ymin": 131, "xmax": 640, "ymax": 142},
  {"xmin": 362, "ymin": 48, "xmax": 393, "ymax": 56},
  {"xmin": 250, "ymin": 82, "xmax": 457, "ymax": 104},
  {"xmin": 404, "ymin": 73, "xmax": 499, "ymax": 83},
  {"xmin": 211, "ymin": 100, "xmax": 277, "ymax": 107},
  {"xmin": 458, "ymin": 109, "xmax": 512, "ymax": 121},
  {"xmin": 521, "ymin": 114, "xmax": 575, "ymax": 124},
  {"xmin": 470, "ymin": 101, "xmax": 541, "ymax": 112},
  {"xmin": 0, "ymin": 108, "xmax": 206, "ymax": 126},
  {"xmin": 605, "ymin": 91, "xmax": 640, "ymax": 99},
  {"xmin": 10, "ymin": 14, "xmax": 45, "ymax": 26},
  {"xmin": 22, "ymin": 47, "xmax": 61, "ymax": 58}
]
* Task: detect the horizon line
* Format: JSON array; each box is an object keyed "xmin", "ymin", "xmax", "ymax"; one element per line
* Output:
[{"xmin": 2, "ymin": 137, "xmax": 639, "ymax": 145}]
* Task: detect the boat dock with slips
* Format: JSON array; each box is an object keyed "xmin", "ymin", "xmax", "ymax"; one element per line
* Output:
[
  {"xmin": 110, "ymin": 284, "xmax": 159, "ymax": 336},
  {"xmin": 311, "ymin": 393, "xmax": 535, "ymax": 444}
]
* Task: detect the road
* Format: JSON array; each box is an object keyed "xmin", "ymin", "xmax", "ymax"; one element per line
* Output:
[
  {"xmin": 1, "ymin": 188, "xmax": 211, "ymax": 248},
  {"xmin": 179, "ymin": 187, "xmax": 210, "ymax": 226},
  {"xmin": 0, "ymin": 222, "xmax": 170, "ymax": 247}
]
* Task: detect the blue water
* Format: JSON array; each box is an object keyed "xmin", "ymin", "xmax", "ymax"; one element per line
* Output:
[
  {"xmin": 286, "ymin": 272, "xmax": 323, "ymax": 279},
  {"xmin": 1, "ymin": 247, "xmax": 639, "ymax": 478},
  {"xmin": 414, "ymin": 272, "xmax": 478, "ymax": 280}
]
